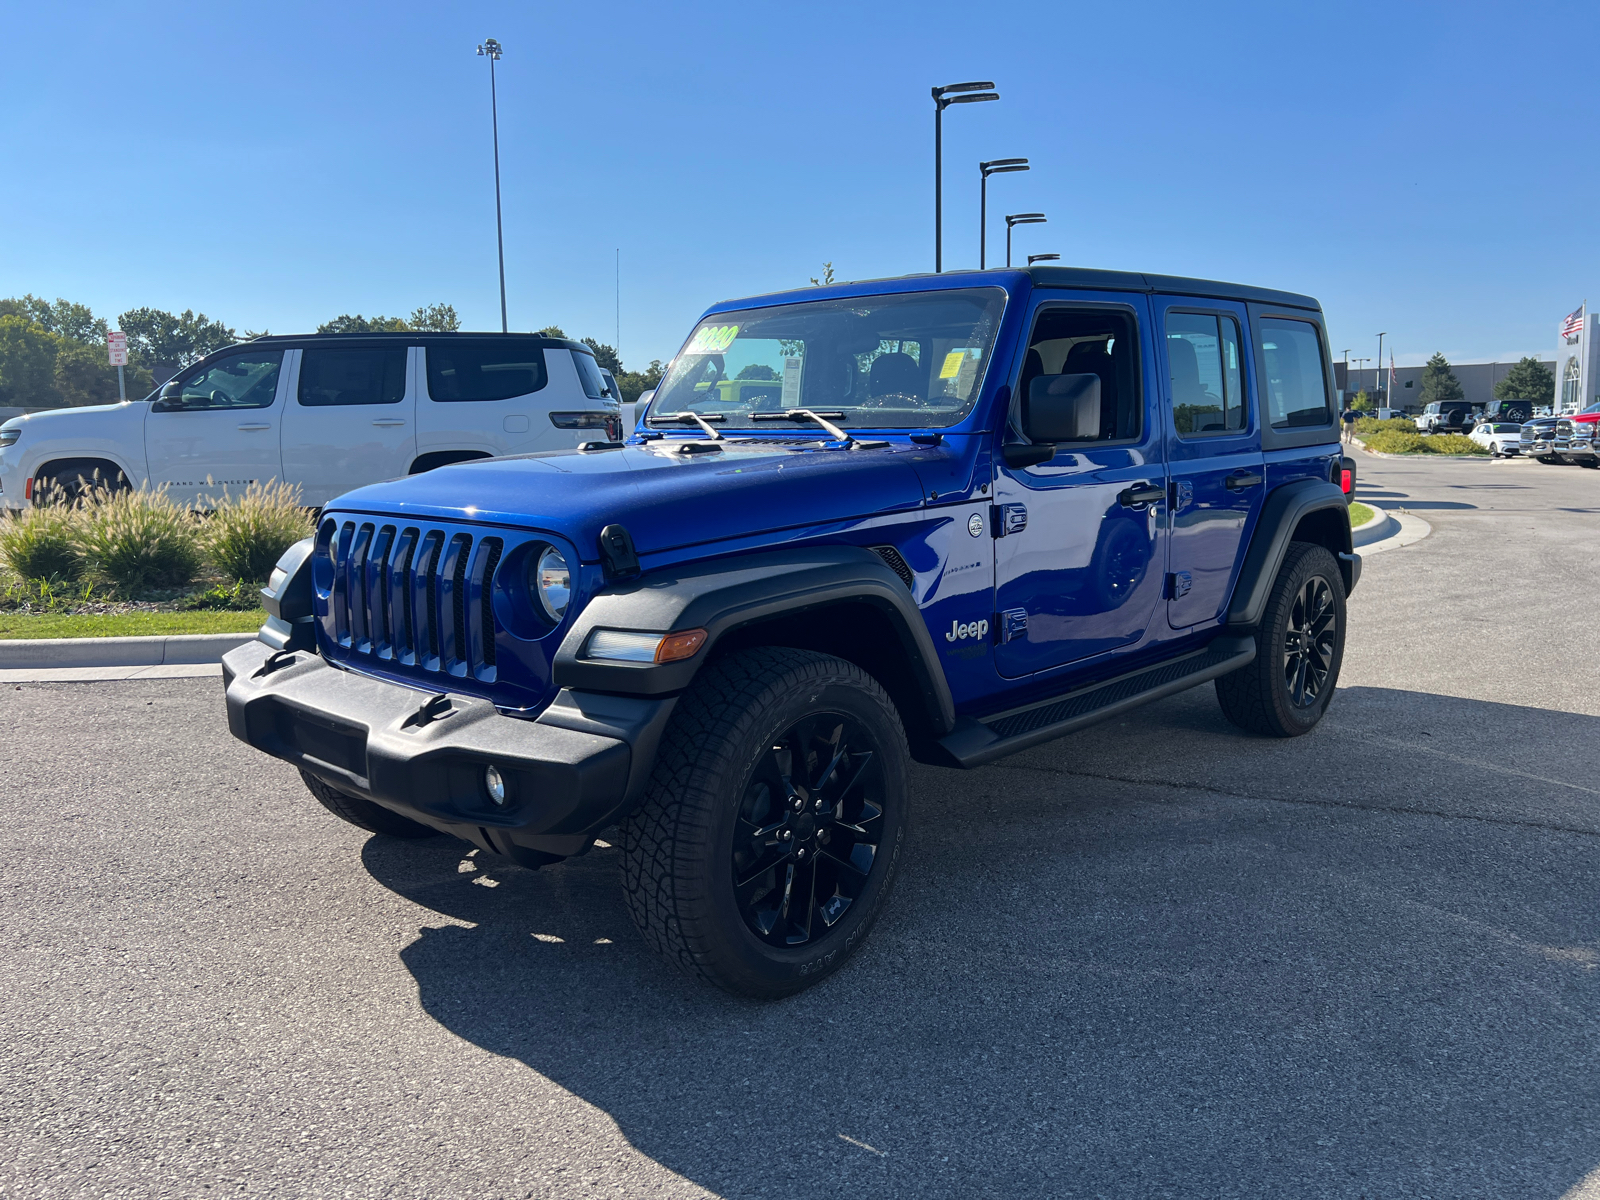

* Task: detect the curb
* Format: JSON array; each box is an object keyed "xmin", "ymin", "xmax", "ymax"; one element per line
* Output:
[
  {"xmin": 1356, "ymin": 509, "xmax": 1432, "ymax": 556},
  {"xmin": 0, "ymin": 631, "xmax": 257, "ymax": 670},
  {"xmin": 1351, "ymin": 503, "xmax": 1396, "ymax": 547}
]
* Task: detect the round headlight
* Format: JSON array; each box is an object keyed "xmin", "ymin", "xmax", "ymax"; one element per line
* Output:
[{"xmin": 533, "ymin": 545, "xmax": 571, "ymax": 622}]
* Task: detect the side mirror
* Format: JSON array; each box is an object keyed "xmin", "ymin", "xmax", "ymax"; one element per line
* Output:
[
  {"xmin": 1026, "ymin": 373, "xmax": 1101, "ymax": 441},
  {"xmin": 152, "ymin": 380, "xmax": 184, "ymax": 413},
  {"xmin": 1002, "ymin": 442, "xmax": 1056, "ymax": 468}
]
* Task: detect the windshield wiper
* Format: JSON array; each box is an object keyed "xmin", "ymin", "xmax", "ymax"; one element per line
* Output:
[
  {"xmin": 748, "ymin": 409, "xmax": 850, "ymax": 440},
  {"xmin": 648, "ymin": 411, "xmax": 725, "ymax": 440}
]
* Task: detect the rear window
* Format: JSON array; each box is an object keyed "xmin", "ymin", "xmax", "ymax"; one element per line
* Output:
[
  {"xmin": 572, "ymin": 352, "xmax": 606, "ymax": 401},
  {"xmin": 1259, "ymin": 317, "xmax": 1331, "ymax": 429},
  {"xmin": 426, "ymin": 341, "xmax": 548, "ymax": 402},
  {"xmin": 298, "ymin": 347, "xmax": 406, "ymax": 407}
]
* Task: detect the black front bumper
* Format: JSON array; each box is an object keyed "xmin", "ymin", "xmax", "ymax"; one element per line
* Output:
[{"xmin": 222, "ymin": 640, "xmax": 676, "ymax": 864}]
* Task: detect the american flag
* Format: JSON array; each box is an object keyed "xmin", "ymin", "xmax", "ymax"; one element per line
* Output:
[
  {"xmin": 1562, "ymin": 305, "xmax": 1585, "ymax": 340},
  {"xmin": 1387, "ymin": 353, "xmax": 1396, "ymax": 399}
]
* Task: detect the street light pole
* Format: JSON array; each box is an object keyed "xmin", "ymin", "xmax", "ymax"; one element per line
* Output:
[
  {"xmin": 931, "ymin": 82, "xmax": 998, "ymax": 272},
  {"xmin": 979, "ymin": 158, "xmax": 1028, "ymax": 269},
  {"xmin": 478, "ymin": 37, "xmax": 508, "ymax": 333},
  {"xmin": 1004, "ymin": 212, "xmax": 1046, "ymax": 267}
]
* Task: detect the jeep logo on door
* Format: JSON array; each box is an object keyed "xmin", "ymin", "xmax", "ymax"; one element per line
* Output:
[{"xmin": 946, "ymin": 618, "xmax": 990, "ymax": 643}]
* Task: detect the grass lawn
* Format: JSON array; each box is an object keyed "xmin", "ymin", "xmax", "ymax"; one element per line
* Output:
[
  {"xmin": 0, "ymin": 609, "xmax": 266, "ymax": 640},
  {"xmin": 1348, "ymin": 502, "xmax": 1376, "ymax": 528}
]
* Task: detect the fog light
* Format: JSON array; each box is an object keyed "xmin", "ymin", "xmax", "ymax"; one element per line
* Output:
[{"xmin": 485, "ymin": 765, "xmax": 508, "ymax": 806}]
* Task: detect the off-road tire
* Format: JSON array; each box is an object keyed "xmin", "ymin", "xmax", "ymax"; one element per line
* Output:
[
  {"xmin": 619, "ymin": 647, "xmax": 910, "ymax": 999},
  {"xmin": 1215, "ymin": 542, "xmax": 1346, "ymax": 738},
  {"xmin": 299, "ymin": 769, "xmax": 440, "ymax": 838}
]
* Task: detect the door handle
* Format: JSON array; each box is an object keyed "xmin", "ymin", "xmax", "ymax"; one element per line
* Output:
[
  {"xmin": 237, "ymin": 422, "xmax": 271, "ymax": 431},
  {"xmin": 1225, "ymin": 470, "xmax": 1264, "ymax": 491},
  {"xmin": 371, "ymin": 418, "xmax": 407, "ymax": 427},
  {"xmin": 1118, "ymin": 482, "xmax": 1164, "ymax": 508}
]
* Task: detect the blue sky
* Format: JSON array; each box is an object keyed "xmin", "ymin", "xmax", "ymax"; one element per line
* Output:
[{"xmin": 2, "ymin": 1, "xmax": 1594, "ymax": 370}]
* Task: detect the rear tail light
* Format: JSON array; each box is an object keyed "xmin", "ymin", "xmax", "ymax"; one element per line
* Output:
[{"xmin": 1341, "ymin": 468, "xmax": 1353, "ymax": 495}]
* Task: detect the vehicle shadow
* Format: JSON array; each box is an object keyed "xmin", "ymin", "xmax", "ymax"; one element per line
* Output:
[{"xmin": 363, "ymin": 685, "xmax": 1600, "ymax": 1199}]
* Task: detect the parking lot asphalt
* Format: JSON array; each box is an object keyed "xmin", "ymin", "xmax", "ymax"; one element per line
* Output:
[{"xmin": 3, "ymin": 450, "xmax": 1597, "ymax": 1200}]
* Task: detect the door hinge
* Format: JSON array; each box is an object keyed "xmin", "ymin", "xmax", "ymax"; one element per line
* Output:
[
  {"xmin": 999, "ymin": 607, "xmax": 1028, "ymax": 643},
  {"xmin": 1166, "ymin": 571, "xmax": 1193, "ymax": 599},
  {"xmin": 1171, "ymin": 480, "xmax": 1193, "ymax": 511},
  {"xmin": 990, "ymin": 503, "xmax": 1028, "ymax": 537}
]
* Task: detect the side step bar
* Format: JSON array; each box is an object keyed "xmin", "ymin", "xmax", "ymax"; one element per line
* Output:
[{"xmin": 938, "ymin": 635, "xmax": 1256, "ymax": 768}]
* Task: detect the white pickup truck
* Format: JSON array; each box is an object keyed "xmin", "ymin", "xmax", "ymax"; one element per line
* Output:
[{"xmin": 0, "ymin": 332, "xmax": 622, "ymax": 508}]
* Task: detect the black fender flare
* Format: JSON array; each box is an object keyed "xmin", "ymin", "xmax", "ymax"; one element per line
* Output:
[
  {"xmin": 552, "ymin": 546, "xmax": 956, "ymax": 736},
  {"xmin": 1226, "ymin": 478, "xmax": 1356, "ymax": 629}
]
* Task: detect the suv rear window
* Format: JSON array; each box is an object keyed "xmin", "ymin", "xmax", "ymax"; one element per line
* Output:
[
  {"xmin": 572, "ymin": 352, "xmax": 607, "ymax": 401},
  {"xmin": 426, "ymin": 341, "xmax": 548, "ymax": 402},
  {"xmin": 1259, "ymin": 317, "xmax": 1331, "ymax": 429}
]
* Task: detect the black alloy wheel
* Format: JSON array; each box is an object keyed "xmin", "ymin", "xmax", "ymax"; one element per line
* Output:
[
  {"xmin": 1282, "ymin": 575, "xmax": 1337, "ymax": 709},
  {"xmin": 732, "ymin": 713, "xmax": 886, "ymax": 947},
  {"xmin": 1214, "ymin": 541, "xmax": 1346, "ymax": 738}
]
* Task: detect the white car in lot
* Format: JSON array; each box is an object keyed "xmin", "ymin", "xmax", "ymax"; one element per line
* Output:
[
  {"xmin": 0, "ymin": 332, "xmax": 622, "ymax": 508},
  {"xmin": 1469, "ymin": 421, "xmax": 1525, "ymax": 457}
]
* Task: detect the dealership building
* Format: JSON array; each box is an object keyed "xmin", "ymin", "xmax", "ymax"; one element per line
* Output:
[{"xmin": 1338, "ymin": 359, "xmax": 1556, "ymax": 412}]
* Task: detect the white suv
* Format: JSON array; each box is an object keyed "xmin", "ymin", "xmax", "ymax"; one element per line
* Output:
[{"xmin": 0, "ymin": 332, "xmax": 621, "ymax": 509}]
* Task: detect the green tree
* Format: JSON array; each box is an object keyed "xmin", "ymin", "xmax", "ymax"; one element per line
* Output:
[
  {"xmin": 0, "ymin": 315, "xmax": 61, "ymax": 405},
  {"xmin": 0, "ymin": 295, "xmax": 107, "ymax": 345},
  {"xmin": 119, "ymin": 307, "xmax": 237, "ymax": 366},
  {"xmin": 1350, "ymin": 388, "xmax": 1375, "ymax": 412},
  {"xmin": 317, "ymin": 313, "xmax": 409, "ymax": 333},
  {"xmin": 735, "ymin": 363, "xmax": 778, "ymax": 380},
  {"xmin": 1418, "ymin": 352, "xmax": 1465, "ymax": 405},
  {"xmin": 581, "ymin": 338, "xmax": 621, "ymax": 374},
  {"xmin": 535, "ymin": 325, "xmax": 568, "ymax": 339},
  {"xmin": 1494, "ymin": 356, "xmax": 1555, "ymax": 403},
  {"xmin": 615, "ymin": 359, "xmax": 665, "ymax": 403},
  {"xmin": 810, "ymin": 262, "xmax": 836, "ymax": 286},
  {"xmin": 54, "ymin": 342, "xmax": 153, "ymax": 406},
  {"xmin": 407, "ymin": 303, "xmax": 460, "ymax": 332}
]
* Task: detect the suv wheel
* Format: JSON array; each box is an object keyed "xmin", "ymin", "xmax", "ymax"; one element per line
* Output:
[
  {"xmin": 299, "ymin": 769, "xmax": 440, "ymax": 838},
  {"xmin": 1215, "ymin": 542, "xmax": 1346, "ymax": 738},
  {"xmin": 620, "ymin": 647, "xmax": 909, "ymax": 999}
]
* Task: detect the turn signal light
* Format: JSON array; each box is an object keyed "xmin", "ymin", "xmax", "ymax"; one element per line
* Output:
[{"xmin": 585, "ymin": 627, "xmax": 708, "ymax": 664}]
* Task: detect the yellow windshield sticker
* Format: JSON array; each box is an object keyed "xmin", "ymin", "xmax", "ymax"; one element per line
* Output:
[
  {"xmin": 687, "ymin": 324, "xmax": 739, "ymax": 355},
  {"xmin": 939, "ymin": 350, "xmax": 967, "ymax": 379}
]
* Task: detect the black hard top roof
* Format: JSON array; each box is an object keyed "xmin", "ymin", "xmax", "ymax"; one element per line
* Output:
[
  {"xmin": 725, "ymin": 266, "xmax": 1321, "ymax": 313},
  {"xmin": 244, "ymin": 332, "xmax": 595, "ymax": 355}
]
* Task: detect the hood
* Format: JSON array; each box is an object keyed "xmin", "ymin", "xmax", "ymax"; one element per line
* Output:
[
  {"xmin": 3, "ymin": 402, "xmax": 141, "ymax": 432},
  {"xmin": 328, "ymin": 438, "xmax": 939, "ymax": 562}
]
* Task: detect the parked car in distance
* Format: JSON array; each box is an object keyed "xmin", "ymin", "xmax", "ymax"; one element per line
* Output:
[
  {"xmin": 1376, "ymin": 407, "xmax": 1408, "ymax": 421},
  {"xmin": 1415, "ymin": 400, "xmax": 1477, "ymax": 434},
  {"xmin": 0, "ymin": 332, "xmax": 622, "ymax": 509},
  {"xmin": 1481, "ymin": 398, "xmax": 1535, "ymax": 424},
  {"xmin": 1555, "ymin": 400, "xmax": 1600, "ymax": 468},
  {"xmin": 1521, "ymin": 416, "xmax": 1560, "ymax": 463},
  {"xmin": 222, "ymin": 264, "xmax": 1359, "ymax": 998},
  {"xmin": 1469, "ymin": 421, "xmax": 1525, "ymax": 457}
]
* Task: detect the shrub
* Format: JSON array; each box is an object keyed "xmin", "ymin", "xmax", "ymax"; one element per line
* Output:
[
  {"xmin": 1354, "ymin": 416, "xmax": 1415, "ymax": 435},
  {"xmin": 1362, "ymin": 430, "xmax": 1488, "ymax": 456},
  {"xmin": 73, "ymin": 485, "xmax": 204, "ymax": 596},
  {"xmin": 0, "ymin": 504, "xmax": 83, "ymax": 582},
  {"xmin": 201, "ymin": 480, "xmax": 312, "ymax": 582}
]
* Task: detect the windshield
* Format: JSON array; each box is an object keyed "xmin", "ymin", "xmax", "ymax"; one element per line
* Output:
[{"xmin": 650, "ymin": 288, "xmax": 1007, "ymax": 429}]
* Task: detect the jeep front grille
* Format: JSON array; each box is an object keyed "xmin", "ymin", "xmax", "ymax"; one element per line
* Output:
[{"xmin": 325, "ymin": 519, "xmax": 503, "ymax": 682}]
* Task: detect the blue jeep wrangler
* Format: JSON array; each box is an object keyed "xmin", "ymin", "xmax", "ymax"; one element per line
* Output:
[{"xmin": 222, "ymin": 267, "xmax": 1358, "ymax": 998}]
